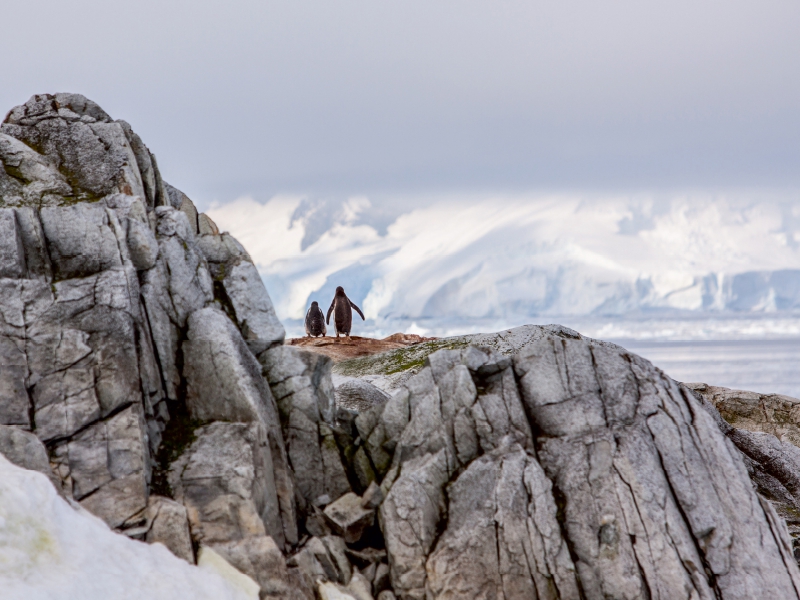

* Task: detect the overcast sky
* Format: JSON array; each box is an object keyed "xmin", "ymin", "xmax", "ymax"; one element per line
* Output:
[{"xmin": 2, "ymin": 1, "xmax": 799, "ymax": 207}]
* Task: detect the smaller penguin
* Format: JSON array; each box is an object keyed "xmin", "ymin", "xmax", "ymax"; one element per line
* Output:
[
  {"xmin": 326, "ymin": 286, "xmax": 365, "ymax": 338},
  {"xmin": 305, "ymin": 301, "xmax": 327, "ymax": 337}
]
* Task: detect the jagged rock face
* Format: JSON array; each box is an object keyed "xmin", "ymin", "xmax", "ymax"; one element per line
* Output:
[
  {"xmin": 355, "ymin": 339, "xmax": 800, "ymax": 599},
  {"xmin": 260, "ymin": 346, "xmax": 351, "ymax": 515},
  {"xmin": 690, "ymin": 386, "xmax": 800, "ymax": 561},
  {"xmin": 0, "ymin": 94, "xmax": 287, "ymax": 553},
  {"xmin": 4, "ymin": 92, "xmax": 800, "ymax": 600},
  {"xmin": 689, "ymin": 382, "xmax": 800, "ymax": 447}
]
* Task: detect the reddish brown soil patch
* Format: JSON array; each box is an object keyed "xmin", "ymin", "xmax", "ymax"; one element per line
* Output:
[{"xmin": 287, "ymin": 333, "xmax": 436, "ymax": 363}]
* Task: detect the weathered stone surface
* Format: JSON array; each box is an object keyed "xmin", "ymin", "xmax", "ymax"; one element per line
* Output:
[
  {"xmin": 197, "ymin": 545, "xmax": 261, "ymax": 600},
  {"xmin": 335, "ymin": 379, "xmax": 390, "ymax": 417},
  {"xmin": 1, "ymin": 93, "xmax": 146, "ymax": 203},
  {"xmin": 13, "ymin": 206, "xmax": 52, "ymax": 279},
  {"xmin": 690, "ymin": 387, "xmax": 800, "ymax": 561},
  {"xmin": 260, "ymin": 345, "xmax": 350, "ymax": 514},
  {"xmin": 360, "ymin": 481, "xmax": 383, "ymax": 509},
  {"xmin": 181, "ymin": 311, "xmax": 298, "ymax": 549},
  {"xmin": 184, "ymin": 306, "xmax": 274, "ymax": 424},
  {"xmin": 210, "ymin": 535, "xmax": 313, "ymax": 599},
  {"xmin": 688, "ymin": 382, "xmax": 800, "ymax": 447},
  {"xmin": 56, "ymin": 404, "xmax": 150, "ymax": 529},
  {"xmin": 140, "ymin": 206, "xmax": 213, "ymax": 400},
  {"xmin": 318, "ymin": 582, "xmax": 359, "ymax": 600},
  {"xmin": 287, "ymin": 535, "xmax": 355, "ymax": 589},
  {"xmin": 198, "ymin": 213, "xmax": 219, "ymax": 235},
  {"xmin": 0, "ymin": 424, "xmax": 60, "ymax": 488},
  {"xmin": 346, "ymin": 572, "xmax": 374, "ymax": 600},
  {"xmin": 0, "ymin": 288, "xmax": 30, "ymax": 428},
  {"xmin": 165, "ymin": 181, "xmax": 190, "ymax": 210},
  {"xmin": 323, "ymin": 492, "xmax": 375, "ymax": 544},
  {"xmin": 196, "ymin": 232, "xmax": 250, "ymax": 270},
  {"xmin": 40, "ymin": 204, "xmax": 123, "ymax": 279},
  {"xmin": 356, "ymin": 338, "xmax": 800, "ymax": 599},
  {"xmin": 373, "ymin": 563, "xmax": 390, "ymax": 596},
  {"xmin": 195, "ymin": 230, "xmax": 283, "ymax": 353},
  {"xmin": 169, "ymin": 421, "xmax": 284, "ymax": 548},
  {"xmin": 0, "ymin": 209, "xmax": 26, "ymax": 278},
  {"xmin": 0, "ymin": 131, "xmax": 72, "ymax": 207},
  {"xmin": 145, "ymin": 495, "xmax": 195, "ymax": 563},
  {"xmin": 26, "ymin": 269, "xmax": 145, "ymax": 443}
]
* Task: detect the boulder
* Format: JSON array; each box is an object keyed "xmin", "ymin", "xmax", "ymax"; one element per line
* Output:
[
  {"xmin": 169, "ymin": 421, "xmax": 284, "ymax": 548},
  {"xmin": 144, "ymin": 496, "xmax": 195, "ymax": 563},
  {"xmin": 0, "ymin": 424, "xmax": 59, "ymax": 488},
  {"xmin": 323, "ymin": 492, "xmax": 375, "ymax": 544},
  {"xmin": 1, "ymin": 93, "xmax": 147, "ymax": 204},
  {"xmin": 0, "ymin": 208, "xmax": 26, "ymax": 278},
  {"xmin": 181, "ymin": 307, "xmax": 298, "ymax": 548},
  {"xmin": 198, "ymin": 213, "xmax": 219, "ymax": 235},
  {"xmin": 335, "ymin": 379, "xmax": 390, "ymax": 419},
  {"xmin": 289, "ymin": 536, "xmax": 352, "ymax": 587},
  {"xmin": 210, "ymin": 535, "xmax": 313, "ymax": 600},
  {"xmin": 60, "ymin": 404, "xmax": 149, "ymax": 529},
  {"xmin": 357, "ymin": 338, "xmax": 800, "ymax": 599},
  {"xmin": 183, "ymin": 306, "xmax": 274, "ymax": 424},
  {"xmin": 690, "ymin": 385, "xmax": 800, "ymax": 560},
  {"xmin": 688, "ymin": 382, "xmax": 800, "ymax": 447}
]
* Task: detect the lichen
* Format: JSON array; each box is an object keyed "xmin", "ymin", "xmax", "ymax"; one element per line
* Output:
[
  {"xmin": 333, "ymin": 337, "xmax": 471, "ymax": 378},
  {"xmin": 150, "ymin": 407, "xmax": 205, "ymax": 498}
]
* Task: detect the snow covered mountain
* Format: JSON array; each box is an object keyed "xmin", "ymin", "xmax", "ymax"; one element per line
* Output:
[{"xmin": 208, "ymin": 191, "xmax": 800, "ymax": 337}]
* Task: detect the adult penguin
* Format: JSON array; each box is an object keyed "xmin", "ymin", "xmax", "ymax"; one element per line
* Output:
[
  {"xmin": 326, "ymin": 286, "xmax": 365, "ymax": 338},
  {"xmin": 304, "ymin": 301, "xmax": 327, "ymax": 337}
]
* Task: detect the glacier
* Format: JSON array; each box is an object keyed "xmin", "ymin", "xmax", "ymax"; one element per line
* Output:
[{"xmin": 207, "ymin": 191, "xmax": 800, "ymax": 338}]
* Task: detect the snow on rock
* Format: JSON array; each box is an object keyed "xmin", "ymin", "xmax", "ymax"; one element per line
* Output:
[{"xmin": 0, "ymin": 455, "xmax": 256, "ymax": 600}]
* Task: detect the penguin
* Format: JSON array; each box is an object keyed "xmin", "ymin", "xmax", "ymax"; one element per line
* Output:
[
  {"xmin": 305, "ymin": 301, "xmax": 327, "ymax": 337},
  {"xmin": 326, "ymin": 286, "xmax": 365, "ymax": 338}
]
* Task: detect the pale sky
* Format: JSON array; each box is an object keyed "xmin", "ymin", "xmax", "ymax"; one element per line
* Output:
[{"xmin": 2, "ymin": 1, "xmax": 799, "ymax": 208}]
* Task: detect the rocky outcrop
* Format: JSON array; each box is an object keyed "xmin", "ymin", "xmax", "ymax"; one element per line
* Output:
[
  {"xmin": 688, "ymin": 382, "xmax": 800, "ymax": 447},
  {"xmin": 4, "ymin": 92, "xmax": 800, "ymax": 600},
  {"xmin": 354, "ymin": 340, "xmax": 800, "ymax": 599},
  {"xmin": 259, "ymin": 346, "xmax": 352, "ymax": 524},
  {"xmin": 688, "ymin": 383, "xmax": 800, "ymax": 561},
  {"xmin": 0, "ymin": 94, "xmax": 291, "ymax": 598}
]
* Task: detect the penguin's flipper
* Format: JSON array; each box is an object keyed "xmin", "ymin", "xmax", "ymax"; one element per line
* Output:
[
  {"xmin": 304, "ymin": 307, "xmax": 312, "ymax": 335},
  {"xmin": 350, "ymin": 300, "xmax": 365, "ymax": 320},
  {"xmin": 326, "ymin": 300, "xmax": 335, "ymax": 324}
]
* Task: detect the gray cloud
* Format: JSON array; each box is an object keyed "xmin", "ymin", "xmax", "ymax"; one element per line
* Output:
[{"xmin": 2, "ymin": 0, "xmax": 798, "ymax": 207}]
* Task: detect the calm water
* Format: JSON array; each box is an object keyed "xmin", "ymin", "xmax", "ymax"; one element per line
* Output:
[{"xmin": 610, "ymin": 338, "xmax": 800, "ymax": 399}]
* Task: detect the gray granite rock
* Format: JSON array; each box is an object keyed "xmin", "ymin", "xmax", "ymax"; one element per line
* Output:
[
  {"xmin": 143, "ymin": 495, "xmax": 195, "ymax": 563},
  {"xmin": 0, "ymin": 424, "xmax": 59, "ymax": 488},
  {"xmin": 210, "ymin": 535, "xmax": 313, "ymax": 599},
  {"xmin": 335, "ymin": 379, "xmax": 390, "ymax": 418},
  {"xmin": 357, "ymin": 337, "xmax": 800, "ymax": 599},
  {"xmin": 195, "ymin": 231, "xmax": 284, "ymax": 354},
  {"xmin": 1, "ymin": 93, "xmax": 146, "ymax": 203},
  {"xmin": 169, "ymin": 421, "xmax": 284, "ymax": 548},
  {"xmin": 259, "ymin": 346, "xmax": 350, "ymax": 515},
  {"xmin": 323, "ymin": 492, "xmax": 375, "ymax": 544}
]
